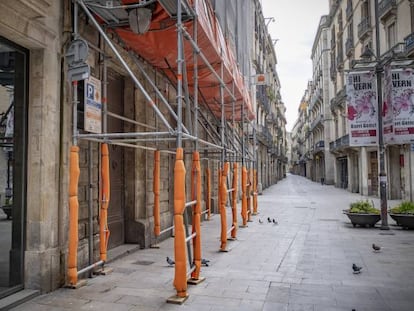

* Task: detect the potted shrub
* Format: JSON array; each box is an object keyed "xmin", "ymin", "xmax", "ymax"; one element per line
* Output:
[
  {"xmin": 389, "ymin": 201, "xmax": 414, "ymax": 229},
  {"xmin": 343, "ymin": 200, "xmax": 380, "ymax": 227}
]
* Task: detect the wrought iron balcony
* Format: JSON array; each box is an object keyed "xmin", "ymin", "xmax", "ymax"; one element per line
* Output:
[
  {"xmin": 311, "ymin": 114, "xmax": 324, "ymax": 131},
  {"xmin": 378, "ymin": 0, "xmax": 396, "ymax": 21},
  {"xmin": 314, "ymin": 140, "xmax": 325, "ymax": 153},
  {"xmin": 357, "ymin": 16, "xmax": 371, "ymax": 40},
  {"xmin": 330, "ymin": 87, "xmax": 346, "ymax": 111},
  {"xmin": 329, "ymin": 134, "xmax": 350, "ymax": 153},
  {"xmin": 405, "ymin": 32, "xmax": 414, "ymax": 56},
  {"xmin": 256, "ymin": 85, "xmax": 270, "ymax": 113},
  {"xmin": 257, "ymin": 124, "xmax": 273, "ymax": 146}
]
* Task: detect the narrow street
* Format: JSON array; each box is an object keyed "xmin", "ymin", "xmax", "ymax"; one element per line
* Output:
[{"xmin": 11, "ymin": 174, "xmax": 414, "ymax": 311}]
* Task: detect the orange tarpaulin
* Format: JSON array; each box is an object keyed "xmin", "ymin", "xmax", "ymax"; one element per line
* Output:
[{"xmin": 116, "ymin": 0, "xmax": 254, "ymax": 121}]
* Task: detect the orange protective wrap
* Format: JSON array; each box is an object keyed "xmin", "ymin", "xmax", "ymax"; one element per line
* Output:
[
  {"xmin": 191, "ymin": 152, "xmax": 202, "ymax": 280},
  {"xmin": 205, "ymin": 168, "xmax": 211, "ymax": 220},
  {"xmin": 153, "ymin": 150, "xmax": 161, "ymax": 237},
  {"xmin": 68, "ymin": 146, "xmax": 80, "ymax": 285},
  {"xmin": 100, "ymin": 143, "xmax": 110, "ymax": 262},
  {"xmin": 173, "ymin": 148, "xmax": 187, "ymax": 297},
  {"xmin": 219, "ymin": 162, "xmax": 229, "ymax": 250},
  {"xmin": 231, "ymin": 163, "xmax": 238, "ymax": 239},
  {"xmin": 253, "ymin": 169, "xmax": 258, "ymax": 215},
  {"xmin": 247, "ymin": 169, "xmax": 252, "ymax": 222},
  {"xmin": 218, "ymin": 168, "xmax": 221, "ymax": 218},
  {"xmin": 241, "ymin": 166, "xmax": 248, "ymax": 226}
]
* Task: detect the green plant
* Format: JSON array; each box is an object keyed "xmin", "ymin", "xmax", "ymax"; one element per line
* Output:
[
  {"xmin": 390, "ymin": 201, "xmax": 414, "ymax": 215},
  {"xmin": 349, "ymin": 200, "xmax": 380, "ymax": 214}
]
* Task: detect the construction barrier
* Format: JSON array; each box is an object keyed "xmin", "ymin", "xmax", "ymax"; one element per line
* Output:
[
  {"xmin": 153, "ymin": 150, "xmax": 161, "ymax": 237},
  {"xmin": 173, "ymin": 148, "xmax": 188, "ymax": 298},
  {"xmin": 190, "ymin": 152, "xmax": 202, "ymax": 280},
  {"xmin": 247, "ymin": 168, "xmax": 252, "ymax": 222},
  {"xmin": 68, "ymin": 145, "xmax": 80, "ymax": 286},
  {"xmin": 205, "ymin": 167, "xmax": 211, "ymax": 220},
  {"xmin": 231, "ymin": 163, "xmax": 238, "ymax": 239},
  {"xmin": 219, "ymin": 162, "xmax": 229, "ymax": 251},
  {"xmin": 100, "ymin": 143, "xmax": 110, "ymax": 262},
  {"xmin": 241, "ymin": 166, "xmax": 248, "ymax": 226},
  {"xmin": 253, "ymin": 169, "xmax": 258, "ymax": 215}
]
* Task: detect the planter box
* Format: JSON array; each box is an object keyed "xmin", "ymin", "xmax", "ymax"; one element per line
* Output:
[
  {"xmin": 343, "ymin": 210, "xmax": 381, "ymax": 227},
  {"xmin": 389, "ymin": 213, "xmax": 414, "ymax": 229}
]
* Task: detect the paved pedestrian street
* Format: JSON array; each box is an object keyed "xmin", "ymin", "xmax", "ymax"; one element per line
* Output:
[{"xmin": 12, "ymin": 174, "xmax": 414, "ymax": 311}]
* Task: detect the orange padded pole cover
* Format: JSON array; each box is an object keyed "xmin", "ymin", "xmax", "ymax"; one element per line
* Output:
[
  {"xmin": 247, "ymin": 169, "xmax": 252, "ymax": 222},
  {"xmin": 253, "ymin": 169, "xmax": 258, "ymax": 215},
  {"xmin": 219, "ymin": 162, "xmax": 229, "ymax": 251},
  {"xmin": 100, "ymin": 143, "xmax": 110, "ymax": 262},
  {"xmin": 231, "ymin": 163, "xmax": 238, "ymax": 239},
  {"xmin": 218, "ymin": 168, "xmax": 221, "ymax": 218},
  {"xmin": 173, "ymin": 148, "xmax": 187, "ymax": 297},
  {"xmin": 68, "ymin": 145, "xmax": 80, "ymax": 285},
  {"xmin": 241, "ymin": 166, "xmax": 247, "ymax": 226},
  {"xmin": 191, "ymin": 152, "xmax": 202, "ymax": 280},
  {"xmin": 153, "ymin": 150, "xmax": 160, "ymax": 237},
  {"xmin": 205, "ymin": 168, "xmax": 211, "ymax": 220}
]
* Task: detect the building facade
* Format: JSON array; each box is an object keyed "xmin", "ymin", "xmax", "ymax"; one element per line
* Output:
[
  {"xmin": 292, "ymin": 0, "xmax": 414, "ymax": 201},
  {"xmin": 0, "ymin": 0, "xmax": 287, "ymax": 303}
]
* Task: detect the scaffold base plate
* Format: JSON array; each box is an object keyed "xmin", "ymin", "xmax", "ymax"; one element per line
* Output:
[
  {"xmin": 187, "ymin": 276, "xmax": 206, "ymax": 285},
  {"xmin": 239, "ymin": 224, "xmax": 248, "ymax": 228},
  {"xmin": 65, "ymin": 279, "xmax": 87, "ymax": 289},
  {"xmin": 150, "ymin": 244, "xmax": 160, "ymax": 249},
  {"xmin": 95, "ymin": 267, "xmax": 113, "ymax": 275},
  {"xmin": 166, "ymin": 294, "xmax": 189, "ymax": 304},
  {"xmin": 227, "ymin": 237, "xmax": 236, "ymax": 241},
  {"xmin": 219, "ymin": 248, "xmax": 230, "ymax": 252}
]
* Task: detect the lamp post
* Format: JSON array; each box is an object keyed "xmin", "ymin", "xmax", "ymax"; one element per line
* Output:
[{"xmin": 373, "ymin": 0, "xmax": 389, "ymax": 230}]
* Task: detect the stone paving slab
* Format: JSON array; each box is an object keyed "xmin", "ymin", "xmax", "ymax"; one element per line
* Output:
[{"xmin": 12, "ymin": 174, "xmax": 414, "ymax": 310}]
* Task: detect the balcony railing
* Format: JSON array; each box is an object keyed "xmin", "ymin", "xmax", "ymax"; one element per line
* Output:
[
  {"xmin": 314, "ymin": 140, "xmax": 325, "ymax": 153},
  {"xmin": 329, "ymin": 134, "xmax": 350, "ymax": 152},
  {"xmin": 345, "ymin": 36, "xmax": 354, "ymax": 56},
  {"xmin": 378, "ymin": 0, "xmax": 396, "ymax": 21},
  {"xmin": 405, "ymin": 32, "xmax": 414, "ymax": 56},
  {"xmin": 330, "ymin": 87, "xmax": 346, "ymax": 111},
  {"xmin": 257, "ymin": 124, "xmax": 272, "ymax": 146},
  {"xmin": 256, "ymin": 85, "xmax": 270, "ymax": 113},
  {"xmin": 357, "ymin": 16, "xmax": 371, "ymax": 40},
  {"xmin": 311, "ymin": 114, "xmax": 324, "ymax": 130}
]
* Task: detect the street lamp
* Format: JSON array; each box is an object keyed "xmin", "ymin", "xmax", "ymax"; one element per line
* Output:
[{"xmin": 355, "ymin": 1, "xmax": 388, "ymax": 229}]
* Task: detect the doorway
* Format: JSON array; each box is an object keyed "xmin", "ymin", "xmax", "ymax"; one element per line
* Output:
[{"xmin": 0, "ymin": 37, "xmax": 28, "ymax": 298}]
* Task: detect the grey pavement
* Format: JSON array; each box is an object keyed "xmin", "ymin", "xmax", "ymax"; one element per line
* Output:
[{"xmin": 12, "ymin": 174, "xmax": 414, "ymax": 311}]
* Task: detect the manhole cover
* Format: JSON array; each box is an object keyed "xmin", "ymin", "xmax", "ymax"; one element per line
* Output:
[{"xmin": 133, "ymin": 260, "xmax": 154, "ymax": 265}]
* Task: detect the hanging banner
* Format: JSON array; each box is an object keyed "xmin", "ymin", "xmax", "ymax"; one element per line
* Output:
[
  {"xmin": 390, "ymin": 68, "xmax": 414, "ymax": 144},
  {"xmin": 84, "ymin": 76, "xmax": 102, "ymax": 134},
  {"xmin": 383, "ymin": 64, "xmax": 394, "ymax": 144},
  {"xmin": 346, "ymin": 71, "xmax": 378, "ymax": 146}
]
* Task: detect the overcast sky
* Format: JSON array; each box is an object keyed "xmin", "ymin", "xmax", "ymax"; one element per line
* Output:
[{"xmin": 260, "ymin": 0, "xmax": 329, "ymax": 132}]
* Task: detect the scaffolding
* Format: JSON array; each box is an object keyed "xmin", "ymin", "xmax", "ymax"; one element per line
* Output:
[{"xmin": 66, "ymin": 0, "xmax": 258, "ymax": 303}]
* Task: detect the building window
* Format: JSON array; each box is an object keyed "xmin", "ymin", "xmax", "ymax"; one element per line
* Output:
[
  {"xmin": 387, "ymin": 22, "xmax": 397, "ymax": 48},
  {"xmin": 361, "ymin": 0, "xmax": 370, "ymax": 19}
]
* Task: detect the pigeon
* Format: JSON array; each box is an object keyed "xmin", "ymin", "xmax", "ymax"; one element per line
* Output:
[
  {"xmin": 166, "ymin": 256, "xmax": 175, "ymax": 266},
  {"xmin": 201, "ymin": 258, "xmax": 210, "ymax": 266},
  {"xmin": 372, "ymin": 243, "xmax": 381, "ymax": 252},
  {"xmin": 352, "ymin": 263, "xmax": 362, "ymax": 274},
  {"xmin": 259, "ymin": 219, "xmax": 263, "ymax": 224},
  {"xmin": 272, "ymin": 219, "xmax": 278, "ymax": 225},
  {"xmin": 267, "ymin": 217, "xmax": 272, "ymax": 223}
]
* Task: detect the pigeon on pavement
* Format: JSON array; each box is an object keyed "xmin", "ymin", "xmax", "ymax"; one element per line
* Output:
[
  {"xmin": 267, "ymin": 217, "xmax": 271, "ymax": 223},
  {"xmin": 259, "ymin": 219, "xmax": 263, "ymax": 224},
  {"xmin": 272, "ymin": 219, "xmax": 278, "ymax": 225},
  {"xmin": 201, "ymin": 258, "xmax": 210, "ymax": 266},
  {"xmin": 166, "ymin": 256, "xmax": 175, "ymax": 266},
  {"xmin": 372, "ymin": 243, "xmax": 381, "ymax": 252},
  {"xmin": 352, "ymin": 263, "xmax": 362, "ymax": 274}
]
